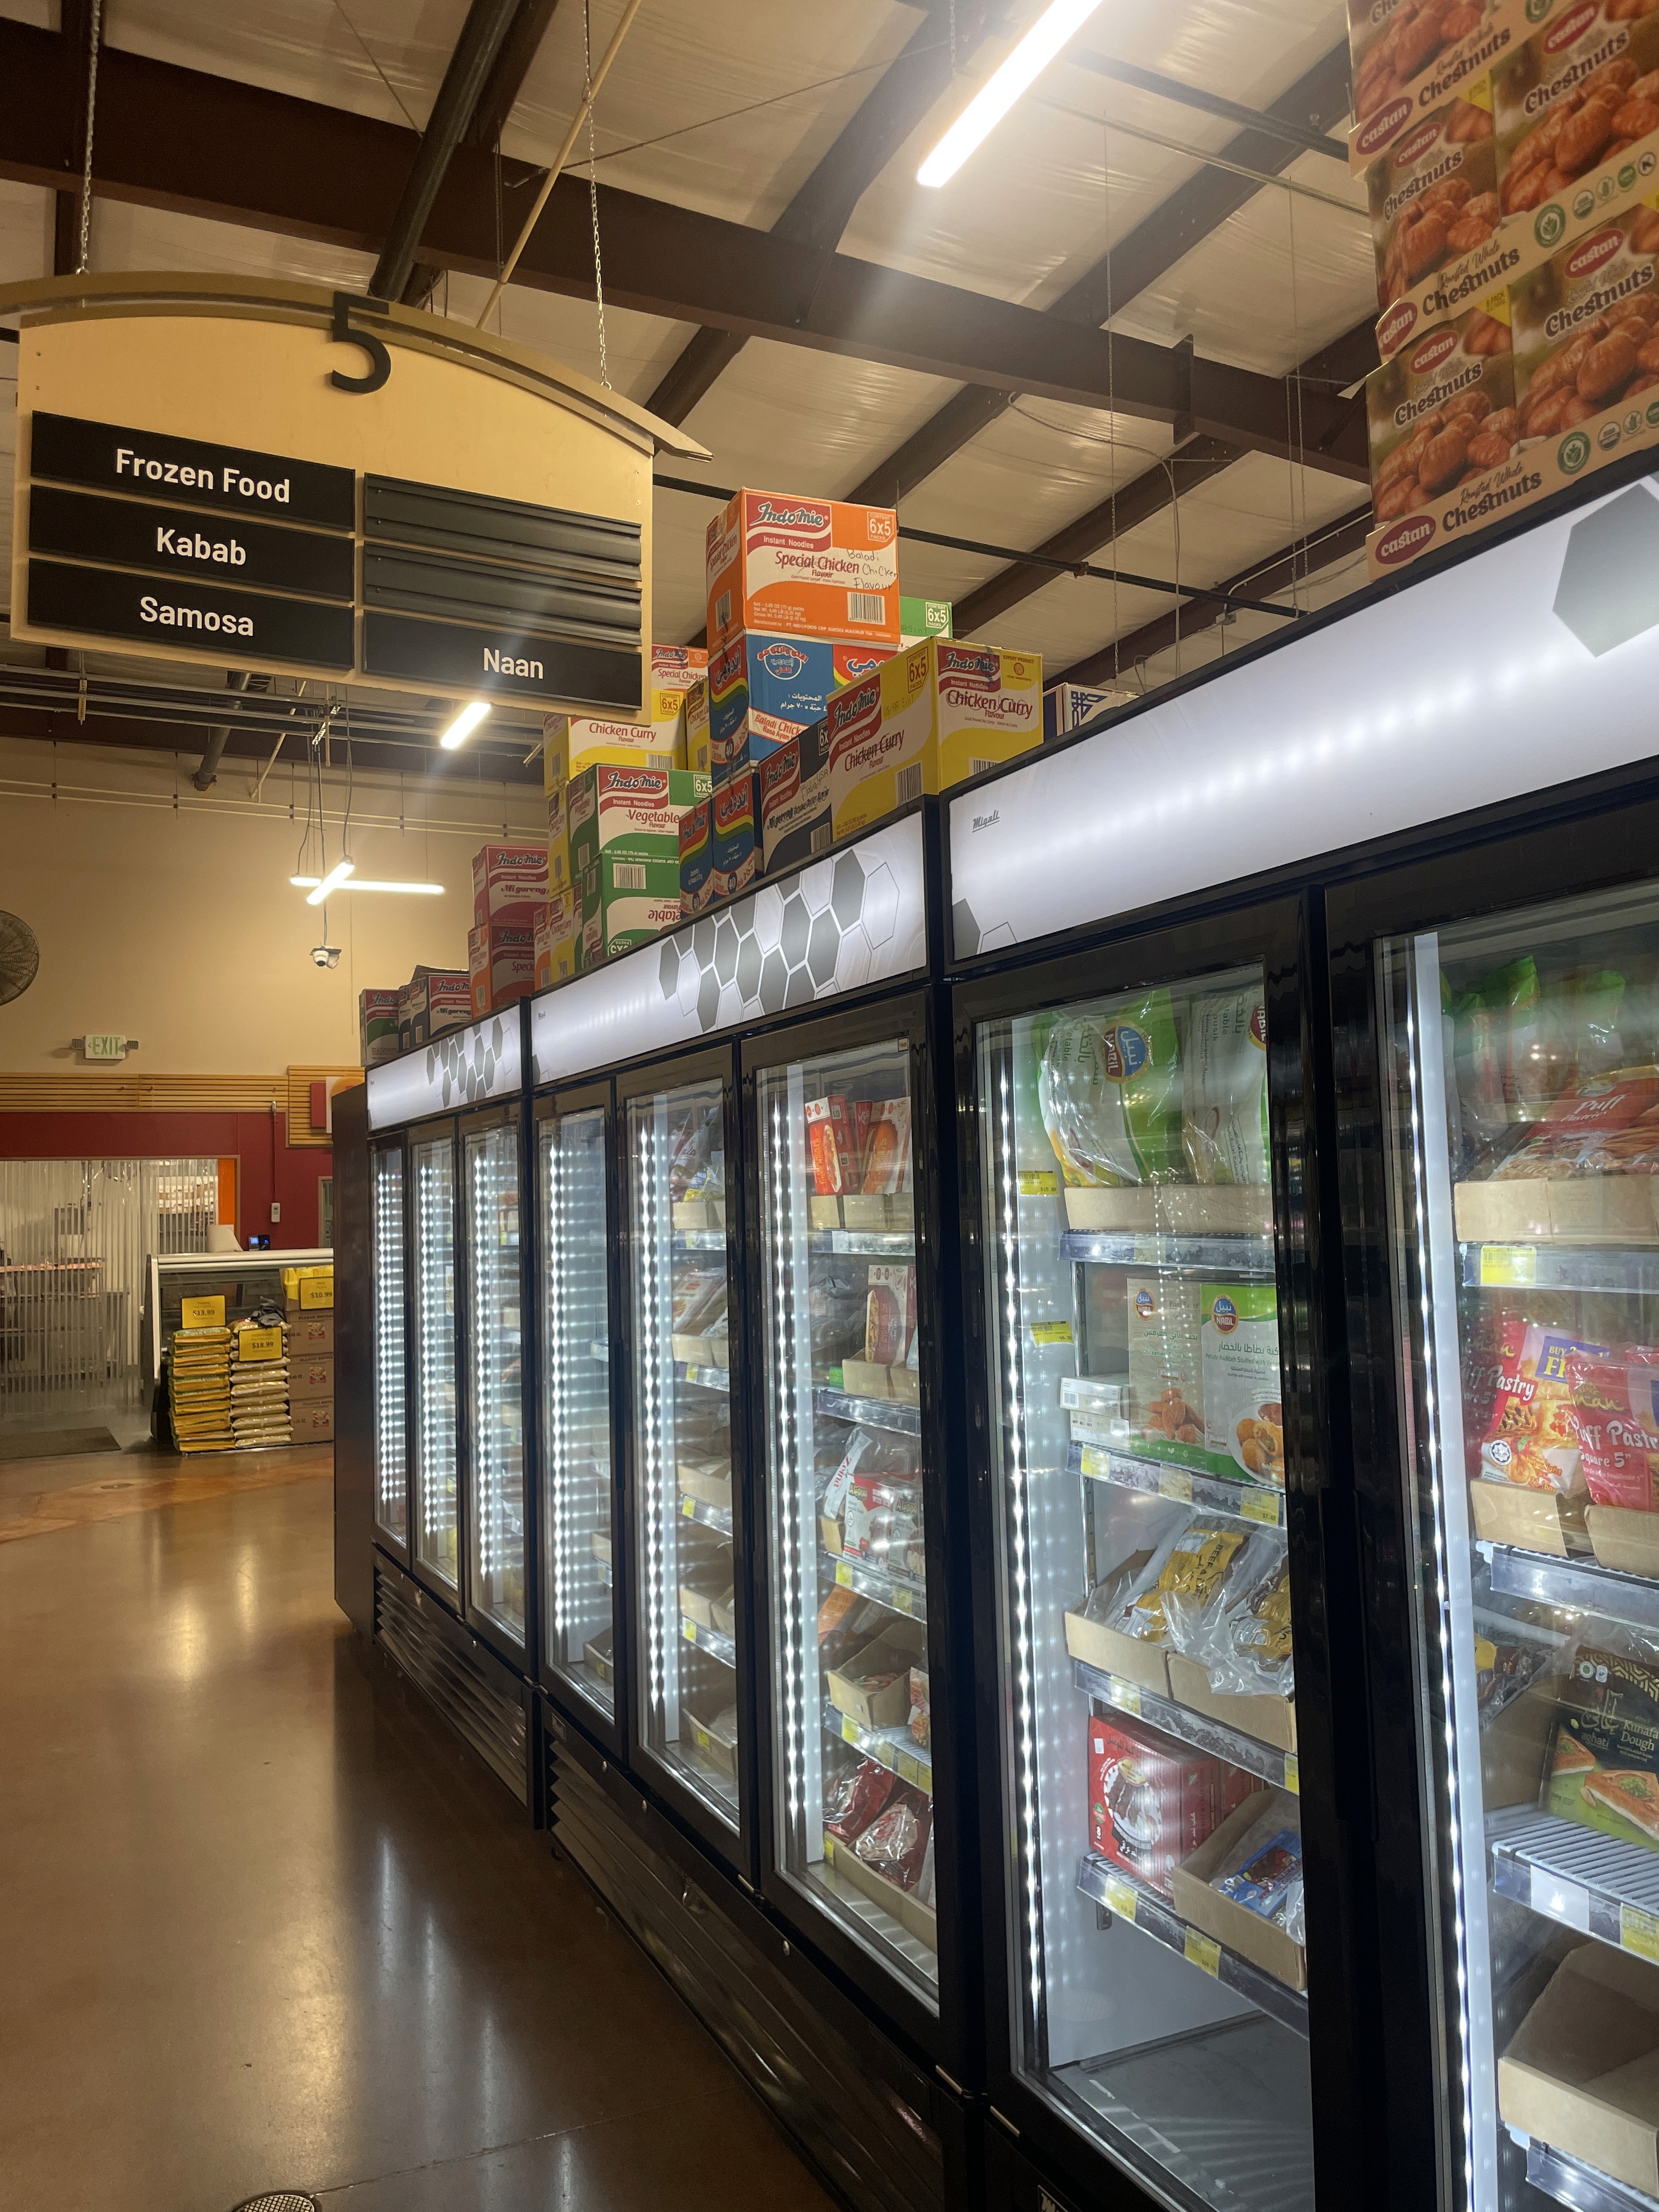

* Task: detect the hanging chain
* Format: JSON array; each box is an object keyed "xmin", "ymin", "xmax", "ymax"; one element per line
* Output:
[
  {"xmin": 584, "ymin": 1, "xmax": 611, "ymax": 388},
  {"xmin": 949, "ymin": 0, "xmax": 957, "ymax": 75},
  {"xmin": 76, "ymin": 0, "xmax": 103, "ymax": 276}
]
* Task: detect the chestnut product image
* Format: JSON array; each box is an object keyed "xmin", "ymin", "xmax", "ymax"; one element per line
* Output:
[{"xmin": 1353, "ymin": 0, "xmax": 1492, "ymax": 125}]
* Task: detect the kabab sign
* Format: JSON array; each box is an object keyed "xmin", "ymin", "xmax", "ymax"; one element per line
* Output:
[{"xmin": 1, "ymin": 273, "xmax": 708, "ymax": 715}]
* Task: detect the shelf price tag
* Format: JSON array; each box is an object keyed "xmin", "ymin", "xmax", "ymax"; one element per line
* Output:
[
  {"xmin": 680, "ymin": 1494, "xmax": 696, "ymax": 1517},
  {"xmin": 1183, "ymin": 1928, "xmax": 1222, "ymax": 1979},
  {"xmin": 835, "ymin": 1561, "xmax": 853, "ymax": 1589},
  {"xmin": 1622, "ymin": 1905, "xmax": 1659, "ymax": 1962},
  {"xmin": 1102, "ymin": 1871, "xmax": 1138, "ymax": 1922},
  {"xmin": 1110, "ymin": 1680, "xmax": 1143, "ymax": 1719},
  {"xmin": 891, "ymin": 1584, "xmax": 913, "ymax": 1615},
  {"xmin": 1480, "ymin": 1245, "xmax": 1537, "ymax": 1288},
  {"xmin": 841, "ymin": 1714, "xmax": 861, "ymax": 1747},
  {"xmin": 1283, "ymin": 1752, "xmax": 1300, "ymax": 1796},
  {"xmin": 1530, "ymin": 1864, "xmax": 1590, "ymax": 1930},
  {"xmin": 1241, "ymin": 1487, "xmax": 1282, "ymax": 1526},
  {"xmin": 1018, "ymin": 1171, "xmax": 1058, "ymax": 1196},
  {"xmin": 1030, "ymin": 1321, "xmax": 1074, "ymax": 1346},
  {"xmin": 1159, "ymin": 1469, "xmax": 1193, "ymax": 1505},
  {"xmin": 682, "ymin": 1618, "xmax": 697, "ymax": 1644}
]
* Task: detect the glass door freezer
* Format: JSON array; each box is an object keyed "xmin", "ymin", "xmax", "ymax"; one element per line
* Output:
[
  {"xmin": 536, "ymin": 1082, "xmax": 623, "ymax": 1750},
  {"xmin": 411, "ymin": 1122, "xmax": 460, "ymax": 1600},
  {"xmin": 1333, "ymin": 791, "xmax": 1659, "ymax": 2212},
  {"xmin": 370, "ymin": 1139, "xmax": 409, "ymax": 1560},
  {"xmin": 960, "ymin": 911, "xmax": 1365, "ymax": 2212},
  {"xmin": 462, "ymin": 1107, "xmax": 526, "ymax": 1654},
  {"xmin": 746, "ymin": 992, "xmax": 971, "ymax": 2063},
  {"xmin": 620, "ymin": 1045, "xmax": 753, "ymax": 1872}
]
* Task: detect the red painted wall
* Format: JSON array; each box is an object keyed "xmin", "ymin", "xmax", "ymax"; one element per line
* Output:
[{"xmin": 0, "ymin": 1110, "xmax": 332, "ymax": 1250}]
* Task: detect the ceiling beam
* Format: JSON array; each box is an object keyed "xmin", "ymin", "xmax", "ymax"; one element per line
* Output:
[
  {"xmin": 1052, "ymin": 502, "xmax": 1374, "ymax": 690},
  {"xmin": 646, "ymin": 0, "xmax": 996, "ymax": 427},
  {"xmin": 1070, "ymin": 55, "xmax": 1350, "ymax": 162},
  {"xmin": 370, "ymin": 0, "xmax": 523, "ymax": 302},
  {"xmin": 844, "ymin": 38, "xmax": 1356, "ymax": 509},
  {"xmin": 0, "ymin": 21, "xmax": 1366, "ymax": 476}
]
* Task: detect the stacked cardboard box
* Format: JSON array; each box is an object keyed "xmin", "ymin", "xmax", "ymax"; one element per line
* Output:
[
  {"xmin": 1043, "ymin": 682, "xmax": 1135, "ymax": 741},
  {"xmin": 468, "ymin": 844, "xmax": 544, "ymax": 1015},
  {"xmin": 230, "ymin": 1318, "xmax": 290, "ymax": 1447},
  {"xmin": 826, "ymin": 636, "xmax": 1044, "ymax": 841},
  {"xmin": 570, "ymin": 764, "xmax": 705, "ymax": 964},
  {"xmin": 284, "ymin": 1268, "xmax": 335, "ymax": 1443},
  {"xmin": 359, "ymin": 988, "xmax": 400, "ymax": 1066},
  {"xmin": 169, "ymin": 1298, "xmax": 234, "ymax": 1453},
  {"xmin": 1353, "ymin": 0, "xmax": 1659, "ymax": 577},
  {"xmin": 396, "ymin": 967, "xmax": 471, "ymax": 1051}
]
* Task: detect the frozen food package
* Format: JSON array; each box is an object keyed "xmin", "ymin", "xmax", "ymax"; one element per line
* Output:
[
  {"xmin": 1128, "ymin": 1274, "xmax": 1205, "ymax": 1462},
  {"xmin": 908, "ymin": 1665, "xmax": 930, "ymax": 1748},
  {"xmin": 1454, "ymin": 956, "xmax": 1541, "ymax": 1147},
  {"xmin": 865, "ymin": 1265, "xmax": 917, "ymax": 1365},
  {"xmin": 1088, "ymin": 1713, "xmax": 1223, "ymax": 1895},
  {"xmin": 1543, "ymin": 970, "xmax": 1627, "ymax": 1097},
  {"xmin": 1566, "ymin": 1351, "xmax": 1659, "ymax": 1512},
  {"xmin": 1037, "ymin": 991, "xmax": 1181, "ymax": 1188},
  {"xmin": 854, "ymin": 1788, "xmax": 932, "ymax": 1890},
  {"xmin": 1491, "ymin": 1067, "xmax": 1659, "ymax": 1180},
  {"xmin": 1182, "ymin": 989, "xmax": 1270, "ymax": 1186},
  {"xmin": 1548, "ymin": 1644, "xmax": 1659, "ymax": 1852},
  {"xmin": 844, "ymin": 1471, "xmax": 922, "ymax": 1564},
  {"xmin": 1214, "ymin": 1825, "xmax": 1304, "ymax": 1922},
  {"xmin": 1176, "ymin": 1538, "xmax": 1295, "ymax": 1696},
  {"xmin": 805, "ymin": 1094, "xmax": 857, "ymax": 1194},
  {"xmin": 1201, "ymin": 1283, "xmax": 1284, "ymax": 1487},
  {"xmin": 861, "ymin": 1098, "xmax": 913, "ymax": 1194},
  {"xmin": 1480, "ymin": 1319, "xmax": 1608, "ymax": 1492},
  {"xmin": 822, "ymin": 1427, "xmax": 882, "ymax": 1520},
  {"xmin": 1121, "ymin": 1519, "xmax": 1247, "ymax": 1643},
  {"xmin": 1474, "ymin": 1626, "xmax": 1553, "ymax": 1727},
  {"xmin": 824, "ymin": 1757, "xmax": 896, "ymax": 1842}
]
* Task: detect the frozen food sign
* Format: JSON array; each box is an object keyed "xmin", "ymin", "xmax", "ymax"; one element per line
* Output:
[
  {"xmin": 365, "ymin": 1013, "xmax": 522, "ymax": 1130},
  {"xmin": 531, "ymin": 814, "xmax": 927, "ymax": 1085},
  {"xmin": 949, "ymin": 479, "xmax": 1659, "ymax": 955}
]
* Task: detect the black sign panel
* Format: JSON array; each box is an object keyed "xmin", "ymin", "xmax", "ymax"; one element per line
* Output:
[
  {"xmin": 363, "ymin": 544, "xmax": 639, "ymax": 641},
  {"xmin": 30, "ymin": 411, "xmax": 356, "ymax": 531},
  {"xmin": 362, "ymin": 609, "xmax": 641, "ymax": 711},
  {"xmin": 29, "ymin": 485, "xmax": 356, "ymax": 602},
  {"xmin": 364, "ymin": 475, "xmax": 640, "ymax": 577},
  {"xmin": 29, "ymin": 559, "xmax": 356, "ymax": 669}
]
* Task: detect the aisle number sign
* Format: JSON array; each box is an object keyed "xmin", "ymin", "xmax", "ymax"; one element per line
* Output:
[{"xmin": 1, "ymin": 274, "xmax": 710, "ymax": 715}]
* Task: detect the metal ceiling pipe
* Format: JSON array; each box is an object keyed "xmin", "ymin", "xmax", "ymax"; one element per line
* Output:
[
  {"xmin": 368, "ymin": 0, "xmax": 523, "ymax": 303},
  {"xmin": 191, "ymin": 669, "xmax": 257, "ymax": 789}
]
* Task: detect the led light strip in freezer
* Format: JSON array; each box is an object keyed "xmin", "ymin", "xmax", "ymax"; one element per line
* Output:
[
  {"xmin": 373, "ymin": 1150, "xmax": 406, "ymax": 1534},
  {"xmin": 543, "ymin": 1128, "xmax": 572, "ymax": 1655},
  {"xmin": 638, "ymin": 1112, "xmax": 668, "ymax": 1726}
]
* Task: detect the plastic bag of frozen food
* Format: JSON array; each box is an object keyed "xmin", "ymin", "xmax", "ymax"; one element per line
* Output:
[
  {"xmin": 1455, "ymin": 957, "xmax": 1540, "ymax": 1149},
  {"xmin": 854, "ymin": 1788, "xmax": 932, "ymax": 1889},
  {"xmin": 1038, "ymin": 990, "xmax": 1180, "ymax": 1188},
  {"xmin": 1566, "ymin": 1348, "xmax": 1659, "ymax": 1511},
  {"xmin": 1119, "ymin": 1519, "xmax": 1246, "ymax": 1642},
  {"xmin": 1182, "ymin": 989, "xmax": 1269, "ymax": 1186},
  {"xmin": 824, "ymin": 1756, "xmax": 896, "ymax": 1842},
  {"xmin": 1480, "ymin": 1319, "xmax": 1608, "ymax": 1492},
  {"xmin": 1167, "ymin": 1534, "xmax": 1295, "ymax": 1697}
]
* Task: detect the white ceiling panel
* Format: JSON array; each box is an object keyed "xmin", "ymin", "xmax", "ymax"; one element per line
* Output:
[
  {"xmin": 0, "ymin": 177, "xmax": 50, "ymax": 289},
  {"xmin": 439, "ymin": 270, "xmax": 696, "ymax": 409},
  {"xmin": 92, "ymin": 197, "xmax": 377, "ymax": 289},
  {"xmin": 905, "ymin": 399, "xmax": 1177, "ymax": 559}
]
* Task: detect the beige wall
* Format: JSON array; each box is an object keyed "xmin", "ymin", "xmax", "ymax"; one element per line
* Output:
[{"xmin": 0, "ymin": 735, "xmax": 544, "ymax": 1074}]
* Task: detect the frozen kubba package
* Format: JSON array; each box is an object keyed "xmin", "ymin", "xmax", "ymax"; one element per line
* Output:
[{"xmin": 828, "ymin": 637, "xmax": 1043, "ymax": 842}]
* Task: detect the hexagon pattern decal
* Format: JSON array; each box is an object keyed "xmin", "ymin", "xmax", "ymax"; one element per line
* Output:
[{"xmin": 426, "ymin": 1015, "xmax": 511, "ymax": 1106}]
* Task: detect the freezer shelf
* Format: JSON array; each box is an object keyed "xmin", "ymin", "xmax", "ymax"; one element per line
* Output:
[
  {"xmin": 1460, "ymin": 1242, "xmax": 1659, "ymax": 1297},
  {"xmin": 682, "ymin": 1615, "xmax": 737, "ymax": 1667},
  {"xmin": 814, "ymin": 1385, "xmax": 920, "ymax": 1437},
  {"xmin": 1490, "ymin": 1807, "xmax": 1659, "ymax": 1959},
  {"xmin": 1069, "ymin": 1440, "xmax": 1286, "ymax": 1529},
  {"xmin": 1521, "ymin": 2137, "xmax": 1659, "ymax": 2212},
  {"xmin": 1486, "ymin": 1544, "xmax": 1659, "ymax": 1638},
  {"xmin": 1076, "ymin": 1853, "xmax": 1308, "ymax": 2039},
  {"xmin": 825, "ymin": 1699, "xmax": 933, "ymax": 1796},
  {"xmin": 675, "ymin": 1361, "xmax": 729, "ymax": 1394},
  {"xmin": 827, "ymin": 1550, "xmax": 927, "ymax": 1623},
  {"xmin": 1060, "ymin": 1229, "xmax": 1275, "ymax": 1278},
  {"xmin": 1072, "ymin": 1658, "xmax": 1297, "ymax": 1793},
  {"xmin": 679, "ymin": 1492, "xmax": 732, "ymax": 1537}
]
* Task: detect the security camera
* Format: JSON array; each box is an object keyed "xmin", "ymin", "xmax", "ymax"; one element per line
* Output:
[{"xmin": 311, "ymin": 944, "xmax": 341, "ymax": 969}]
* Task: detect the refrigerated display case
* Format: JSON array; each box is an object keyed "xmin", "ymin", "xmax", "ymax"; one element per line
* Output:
[
  {"xmin": 412, "ymin": 1127, "xmax": 459, "ymax": 1594},
  {"xmin": 965, "ymin": 938, "xmax": 1324, "ymax": 2212},
  {"xmin": 747, "ymin": 997, "xmax": 970, "ymax": 2061},
  {"xmin": 623, "ymin": 1052, "xmax": 749, "ymax": 1859},
  {"xmin": 371, "ymin": 1144, "xmax": 408, "ymax": 1553},
  {"xmin": 537, "ymin": 1085, "xmax": 621, "ymax": 1736},
  {"xmin": 464, "ymin": 1110, "xmax": 526, "ymax": 1649}
]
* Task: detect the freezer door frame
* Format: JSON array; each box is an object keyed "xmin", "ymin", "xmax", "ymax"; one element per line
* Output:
[
  {"xmin": 457, "ymin": 1096, "xmax": 532, "ymax": 1668},
  {"xmin": 738, "ymin": 981, "xmax": 979, "ymax": 2079},
  {"xmin": 368, "ymin": 1131, "xmax": 413, "ymax": 1568},
  {"xmin": 952, "ymin": 891, "xmax": 1381, "ymax": 2212},
  {"xmin": 531, "ymin": 1075, "xmax": 627, "ymax": 1761},
  {"xmin": 1324, "ymin": 778, "xmax": 1659, "ymax": 2212},
  {"xmin": 406, "ymin": 1108, "xmax": 467, "ymax": 1617},
  {"xmin": 616, "ymin": 1039, "xmax": 759, "ymax": 1885}
]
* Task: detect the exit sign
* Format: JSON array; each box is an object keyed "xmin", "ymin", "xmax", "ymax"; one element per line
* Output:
[{"xmin": 82, "ymin": 1034, "xmax": 129, "ymax": 1060}]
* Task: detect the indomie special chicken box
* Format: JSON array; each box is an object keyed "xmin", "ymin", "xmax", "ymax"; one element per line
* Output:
[
  {"xmin": 827, "ymin": 638, "xmax": 1042, "ymax": 842},
  {"xmin": 706, "ymin": 489, "xmax": 900, "ymax": 646}
]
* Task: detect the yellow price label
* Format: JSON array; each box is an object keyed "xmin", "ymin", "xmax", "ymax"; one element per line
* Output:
[
  {"xmin": 238, "ymin": 1325, "xmax": 283, "ymax": 1363},
  {"xmin": 1102, "ymin": 1872, "xmax": 1138, "ymax": 1921},
  {"xmin": 1110, "ymin": 1680, "xmax": 1143, "ymax": 1718},
  {"xmin": 1018, "ymin": 1171, "xmax": 1059, "ymax": 1195},
  {"xmin": 841, "ymin": 1714, "xmax": 861, "ymax": 1746},
  {"xmin": 1184, "ymin": 1928, "xmax": 1222, "ymax": 1978},
  {"xmin": 899, "ymin": 1751, "xmax": 926, "ymax": 1788},
  {"xmin": 1623, "ymin": 1904, "xmax": 1659, "ymax": 1962},
  {"xmin": 835, "ymin": 1560, "xmax": 853, "ymax": 1588},
  {"xmin": 1031, "ymin": 1321, "xmax": 1074, "ymax": 1346},
  {"xmin": 682, "ymin": 1618, "xmax": 697, "ymax": 1643},
  {"xmin": 1079, "ymin": 1446, "xmax": 1108, "ymax": 1481},
  {"xmin": 1284, "ymin": 1752, "xmax": 1300, "ymax": 1796},
  {"xmin": 1241, "ymin": 1487, "xmax": 1281, "ymax": 1525},
  {"xmin": 1480, "ymin": 1245, "xmax": 1537, "ymax": 1288},
  {"xmin": 1159, "ymin": 1469, "xmax": 1194, "ymax": 1504},
  {"xmin": 680, "ymin": 1494, "xmax": 696, "ymax": 1517},
  {"xmin": 180, "ymin": 1295, "xmax": 225, "ymax": 1330}
]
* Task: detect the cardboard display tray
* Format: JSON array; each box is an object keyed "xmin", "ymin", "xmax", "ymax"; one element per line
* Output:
[
  {"xmin": 1588, "ymin": 1508, "xmax": 1659, "ymax": 1582},
  {"xmin": 1063, "ymin": 1184, "xmax": 1274, "ymax": 1236},
  {"xmin": 1165, "ymin": 1654, "xmax": 1297, "ymax": 1757},
  {"xmin": 683, "ymin": 1700, "xmax": 738, "ymax": 1779},
  {"xmin": 1454, "ymin": 1178, "xmax": 1659, "ymax": 1245},
  {"xmin": 1168, "ymin": 1787, "xmax": 1307, "ymax": 1994},
  {"xmin": 1064, "ymin": 1606, "xmax": 1172, "ymax": 1700},
  {"xmin": 672, "ymin": 1199, "xmax": 727, "ymax": 1232},
  {"xmin": 826, "ymin": 1622, "xmax": 928, "ymax": 1730},
  {"xmin": 821, "ymin": 1831, "xmax": 938, "ymax": 1954},
  {"xmin": 1470, "ymin": 1477, "xmax": 1589, "ymax": 1560},
  {"xmin": 670, "ymin": 1334, "xmax": 729, "ymax": 1369},
  {"xmin": 1499, "ymin": 1943, "xmax": 1659, "ymax": 2205}
]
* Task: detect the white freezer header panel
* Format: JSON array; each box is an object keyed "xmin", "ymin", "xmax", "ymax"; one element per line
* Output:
[
  {"xmin": 365, "ymin": 1012, "xmax": 522, "ymax": 1130},
  {"xmin": 950, "ymin": 478, "xmax": 1659, "ymax": 955},
  {"xmin": 531, "ymin": 812, "xmax": 927, "ymax": 1088}
]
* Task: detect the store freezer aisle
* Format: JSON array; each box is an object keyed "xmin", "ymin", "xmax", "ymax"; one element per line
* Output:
[{"xmin": 0, "ymin": 1470, "xmax": 836, "ymax": 2211}]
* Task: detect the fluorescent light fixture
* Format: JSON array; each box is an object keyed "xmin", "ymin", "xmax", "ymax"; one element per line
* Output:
[
  {"xmin": 291, "ymin": 877, "xmax": 445, "ymax": 895},
  {"xmin": 917, "ymin": 0, "xmax": 1104, "ymax": 186},
  {"xmin": 439, "ymin": 699, "xmax": 492, "ymax": 750},
  {"xmin": 306, "ymin": 859, "xmax": 355, "ymax": 906}
]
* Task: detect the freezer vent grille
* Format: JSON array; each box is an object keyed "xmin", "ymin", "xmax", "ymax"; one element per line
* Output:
[
  {"xmin": 374, "ymin": 1561, "xmax": 528, "ymax": 1803},
  {"xmin": 227, "ymin": 2196, "xmax": 319, "ymax": 2212}
]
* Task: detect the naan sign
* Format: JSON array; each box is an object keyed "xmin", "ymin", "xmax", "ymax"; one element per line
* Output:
[{"xmin": 0, "ymin": 274, "xmax": 707, "ymax": 714}]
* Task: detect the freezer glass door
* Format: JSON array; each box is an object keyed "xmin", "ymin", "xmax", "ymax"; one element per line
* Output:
[
  {"xmin": 979, "ymin": 966, "xmax": 1312, "ymax": 2212},
  {"xmin": 757, "ymin": 1036, "xmax": 936, "ymax": 2005},
  {"xmin": 1381, "ymin": 883, "xmax": 1659, "ymax": 2212},
  {"xmin": 371, "ymin": 1145, "xmax": 407, "ymax": 1545},
  {"xmin": 412, "ymin": 1132, "xmax": 458, "ymax": 1590},
  {"xmin": 627, "ymin": 1075, "xmax": 741, "ymax": 1830},
  {"xmin": 465, "ymin": 1120, "xmax": 524, "ymax": 1642},
  {"xmin": 539, "ymin": 1105, "xmax": 616, "ymax": 1717}
]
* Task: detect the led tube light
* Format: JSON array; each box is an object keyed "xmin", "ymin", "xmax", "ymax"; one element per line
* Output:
[
  {"xmin": 306, "ymin": 859, "xmax": 354, "ymax": 905},
  {"xmin": 918, "ymin": 0, "xmax": 1104, "ymax": 185},
  {"xmin": 439, "ymin": 699, "xmax": 492, "ymax": 750},
  {"xmin": 291, "ymin": 876, "xmax": 444, "ymax": 894}
]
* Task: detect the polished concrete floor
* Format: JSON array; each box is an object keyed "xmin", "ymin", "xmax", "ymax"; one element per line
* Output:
[{"xmin": 0, "ymin": 1459, "xmax": 836, "ymax": 2210}]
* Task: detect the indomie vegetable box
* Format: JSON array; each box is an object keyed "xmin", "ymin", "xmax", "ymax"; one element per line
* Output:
[{"xmin": 706, "ymin": 488, "xmax": 900, "ymax": 646}]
